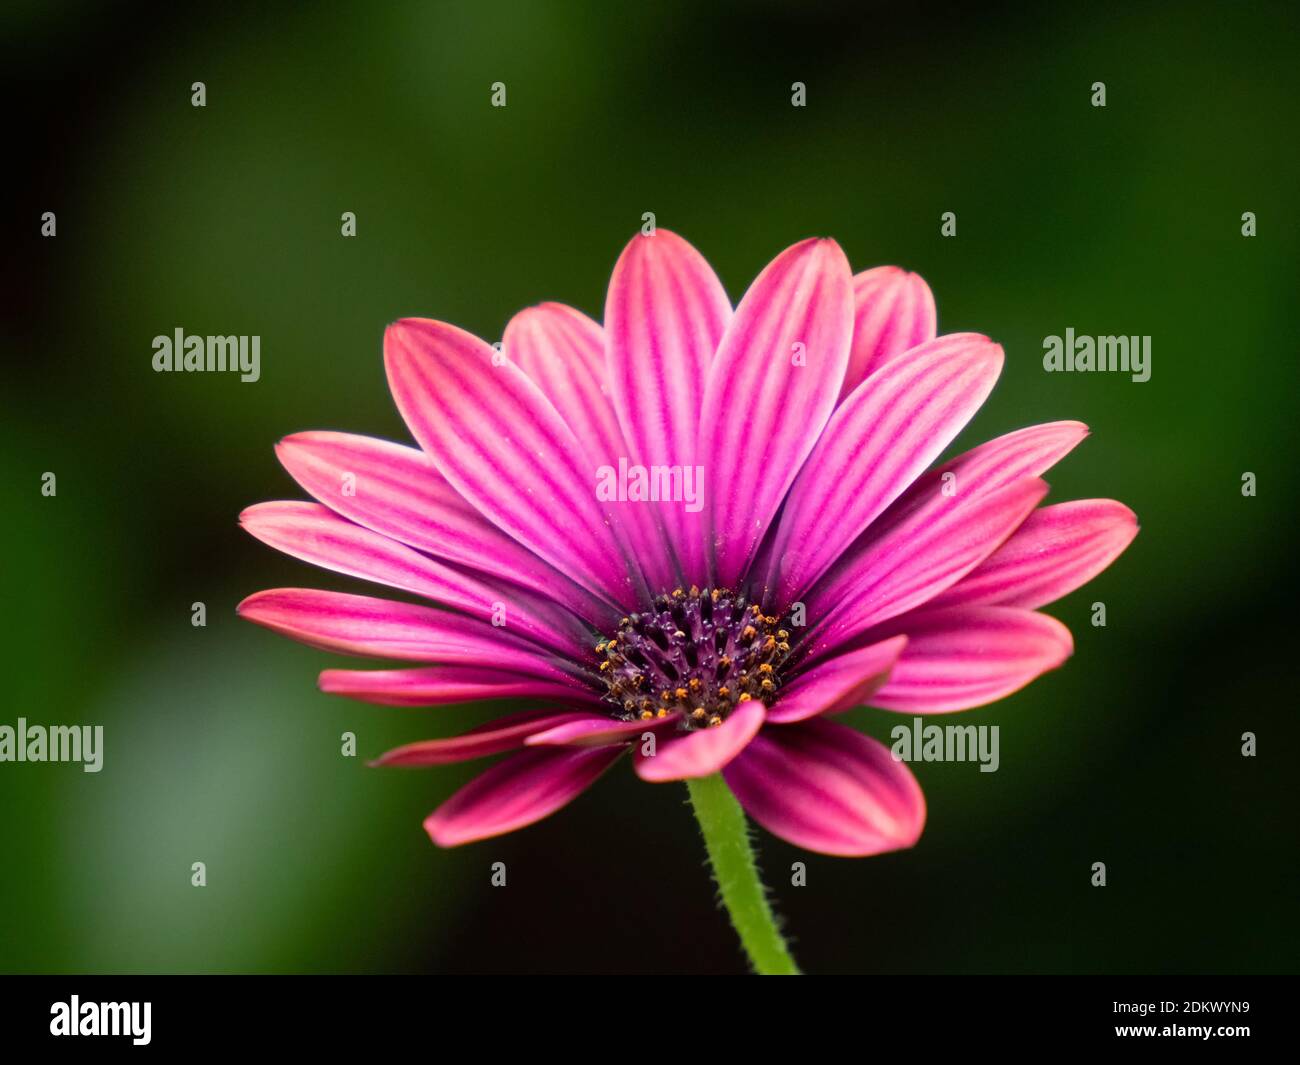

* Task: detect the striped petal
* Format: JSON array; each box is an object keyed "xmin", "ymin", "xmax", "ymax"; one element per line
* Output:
[
  {"xmin": 928, "ymin": 499, "xmax": 1138, "ymax": 610},
  {"xmin": 699, "ymin": 238, "xmax": 854, "ymax": 589},
  {"xmin": 633, "ymin": 700, "xmax": 765, "ymax": 782},
  {"xmin": 384, "ymin": 318, "xmax": 643, "ymax": 608},
  {"xmin": 236, "ymin": 588, "xmax": 580, "ymax": 685},
  {"xmin": 318, "ymin": 665, "xmax": 600, "ymax": 707},
  {"xmin": 804, "ymin": 420, "xmax": 1089, "ymax": 616},
  {"xmin": 863, "ymin": 606, "xmax": 1074, "ymax": 713},
  {"xmin": 525, "ymin": 712, "xmax": 682, "ymax": 748},
  {"xmin": 723, "ymin": 719, "xmax": 926, "ymax": 857},
  {"xmin": 766, "ymin": 635, "xmax": 907, "ymax": 724},
  {"xmin": 841, "ymin": 266, "xmax": 937, "ymax": 398},
  {"xmin": 240, "ymin": 501, "xmax": 590, "ymax": 658},
  {"xmin": 762, "ymin": 333, "xmax": 1003, "ymax": 605},
  {"xmin": 801, "ymin": 478, "xmax": 1049, "ymax": 665},
  {"xmin": 424, "ymin": 745, "xmax": 624, "ymax": 847},
  {"xmin": 605, "ymin": 230, "xmax": 732, "ymax": 586},
  {"xmin": 372, "ymin": 710, "xmax": 597, "ymax": 766},
  {"xmin": 275, "ymin": 430, "xmax": 614, "ymax": 628},
  {"xmin": 505, "ymin": 304, "xmax": 677, "ymax": 594},
  {"xmin": 503, "ymin": 304, "xmax": 617, "ymax": 462}
]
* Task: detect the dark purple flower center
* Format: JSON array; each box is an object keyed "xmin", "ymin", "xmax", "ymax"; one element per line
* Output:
[{"xmin": 597, "ymin": 586, "xmax": 792, "ymax": 731}]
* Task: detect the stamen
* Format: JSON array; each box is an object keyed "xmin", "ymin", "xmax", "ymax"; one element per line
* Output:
[{"xmin": 596, "ymin": 586, "xmax": 792, "ymax": 731}]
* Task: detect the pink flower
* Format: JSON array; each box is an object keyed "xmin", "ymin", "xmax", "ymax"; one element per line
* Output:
[{"xmin": 238, "ymin": 232, "xmax": 1136, "ymax": 856}]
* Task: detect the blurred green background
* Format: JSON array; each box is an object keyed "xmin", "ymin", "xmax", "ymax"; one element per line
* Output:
[{"xmin": 3, "ymin": 0, "xmax": 1297, "ymax": 973}]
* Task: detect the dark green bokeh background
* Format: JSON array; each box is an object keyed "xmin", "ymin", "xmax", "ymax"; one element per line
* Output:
[{"xmin": 4, "ymin": 1, "xmax": 1297, "ymax": 973}]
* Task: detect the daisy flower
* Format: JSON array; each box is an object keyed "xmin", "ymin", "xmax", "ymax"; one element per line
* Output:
[{"xmin": 239, "ymin": 231, "xmax": 1136, "ymax": 972}]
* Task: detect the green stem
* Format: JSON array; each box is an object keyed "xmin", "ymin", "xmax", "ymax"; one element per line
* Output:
[{"xmin": 685, "ymin": 773, "xmax": 801, "ymax": 975}]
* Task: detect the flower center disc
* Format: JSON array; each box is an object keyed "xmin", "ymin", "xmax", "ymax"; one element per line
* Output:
[{"xmin": 597, "ymin": 586, "xmax": 791, "ymax": 730}]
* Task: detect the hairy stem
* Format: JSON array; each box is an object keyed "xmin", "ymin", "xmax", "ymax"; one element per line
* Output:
[{"xmin": 685, "ymin": 773, "xmax": 801, "ymax": 975}]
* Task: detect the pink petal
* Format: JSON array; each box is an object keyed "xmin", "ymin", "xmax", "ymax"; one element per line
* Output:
[
  {"xmin": 524, "ymin": 712, "xmax": 682, "ymax": 748},
  {"xmin": 766, "ymin": 635, "xmax": 907, "ymax": 724},
  {"xmin": 372, "ymin": 710, "xmax": 597, "ymax": 766},
  {"xmin": 504, "ymin": 304, "xmax": 677, "ymax": 594},
  {"xmin": 801, "ymin": 478, "xmax": 1049, "ymax": 665},
  {"xmin": 605, "ymin": 230, "xmax": 732, "ymax": 586},
  {"xmin": 503, "ymin": 304, "xmax": 616, "ymax": 460},
  {"xmin": 804, "ymin": 420, "xmax": 1089, "ymax": 615},
  {"xmin": 384, "ymin": 319, "xmax": 644, "ymax": 608},
  {"xmin": 240, "ymin": 501, "xmax": 590, "ymax": 658},
  {"xmin": 928, "ymin": 499, "xmax": 1139, "ymax": 610},
  {"xmin": 723, "ymin": 718, "xmax": 926, "ymax": 857},
  {"xmin": 923, "ymin": 420, "xmax": 1089, "ymax": 492},
  {"xmin": 864, "ymin": 605, "xmax": 1074, "ymax": 713},
  {"xmin": 275, "ymin": 431, "xmax": 614, "ymax": 628},
  {"xmin": 879, "ymin": 420, "xmax": 1089, "ymax": 526},
  {"xmin": 424, "ymin": 745, "xmax": 624, "ymax": 847},
  {"xmin": 699, "ymin": 238, "xmax": 854, "ymax": 589},
  {"xmin": 762, "ymin": 333, "xmax": 1004, "ymax": 604},
  {"xmin": 236, "ymin": 588, "xmax": 581, "ymax": 685},
  {"xmin": 317, "ymin": 665, "xmax": 601, "ymax": 707},
  {"xmin": 841, "ymin": 266, "xmax": 937, "ymax": 399},
  {"xmin": 633, "ymin": 700, "xmax": 765, "ymax": 782}
]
